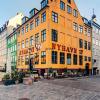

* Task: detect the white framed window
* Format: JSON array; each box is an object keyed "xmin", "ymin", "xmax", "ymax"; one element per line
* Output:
[
  {"xmin": 25, "ymin": 24, "xmax": 29, "ymax": 32},
  {"xmin": 17, "ymin": 42, "xmax": 20, "ymax": 50},
  {"xmin": 92, "ymin": 38, "xmax": 95, "ymax": 44},
  {"xmin": 99, "ymin": 41, "xmax": 100, "ymax": 46},
  {"xmin": 73, "ymin": 22, "xmax": 78, "ymax": 31},
  {"xmin": 96, "ymin": 40, "xmax": 98, "ymax": 45},
  {"xmin": 79, "ymin": 25, "xmax": 83, "ymax": 33},
  {"xmin": 22, "ymin": 40, "xmax": 25, "ymax": 48},
  {"xmin": 25, "ymin": 38, "xmax": 29, "ymax": 47}
]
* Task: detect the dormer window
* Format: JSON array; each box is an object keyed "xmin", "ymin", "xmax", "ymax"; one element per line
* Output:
[
  {"xmin": 22, "ymin": 16, "xmax": 28, "ymax": 24},
  {"xmin": 29, "ymin": 9, "xmax": 35, "ymax": 18},
  {"xmin": 67, "ymin": 0, "xmax": 71, "ymax": 4},
  {"xmin": 29, "ymin": 8, "xmax": 39, "ymax": 18},
  {"xmin": 41, "ymin": 0, "xmax": 48, "ymax": 9}
]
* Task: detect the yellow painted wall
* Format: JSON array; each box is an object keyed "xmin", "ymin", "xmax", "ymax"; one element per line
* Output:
[{"xmin": 17, "ymin": 0, "xmax": 92, "ymax": 70}]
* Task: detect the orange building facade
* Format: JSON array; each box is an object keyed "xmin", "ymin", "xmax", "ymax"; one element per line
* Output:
[{"xmin": 16, "ymin": 0, "xmax": 92, "ymax": 75}]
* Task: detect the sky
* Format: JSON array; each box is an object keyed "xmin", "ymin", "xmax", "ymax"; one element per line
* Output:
[{"xmin": 0, "ymin": 0, "xmax": 100, "ymax": 27}]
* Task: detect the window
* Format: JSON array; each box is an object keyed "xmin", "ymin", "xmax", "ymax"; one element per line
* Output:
[
  {"xmin": 35, "ymin": 17, "xmax": 40, "ymax": 27},
  {"xmin": 84, "ymin": 56, "xmax": 87, "ymax": 61},
  {"xmin": 79, "ymin": 25, "xmax": 83, "ymax": 33},
  {"xmin": 73, "ymin": 54, "xmax": 77, "ymax": 65},
  {"xmin": 41, "ymin": 0, "xmax": 48, "ymax": 9},
  {"xmin": 73, "ymin": 9, "xmax": 78, "ymax": 17},
  {"xmin": 88, "ymin": 42, "xmax": 91, "ymax": 50},
  {"xmin": 17, "ymin": 42, "xmax": 20, "ymax": 50},
  {"xmin": 15, "ymin": 44, "xmax": 17, "ymax": 51},
  {"xmin": 17, "ymin": 30, "xmax": 20, "ymax": 36},
  {"xmin": 14, "ymin": 34, "xmax": 16, "ymax": 39},
  {"xmin": 93, "ymin": 38, "xmax": 95, "ymax": 44},
  {"xmin": 12, "ymin": 35, "xmax": 14, "ymax": 41},
  {"xmin": 67, "ymin": 5, "xmax": 72, "ymax": 14},
  {"xmin": 25, "ymin": 24, "xmax": 29, "ymax": 32},
  {"xmin": 67, "ymin": 53, "xmax": 71, "ymax": 65},
  {"xmin": 88, "ymin": 28, "xmax": 91, "ymax": 36},
  {"xmin": 21, "ymin": 40, "xmax": 24, "ymax": 48},
  {"xmin": 99, "ymin": 30, "xmax": 100, "ymax": 34},
  {"xmin": 88, "ymin": 57, "xmax": 91, "ymax": 62},
  {"xmin": 52, "ymin": 51, "xmax": 57, "ymax": 64},
  {"xmin": 21, "ymin": 56, "xmax": 24, "ymax": 65},
  {"xmin": 12, "ymin": 45, "xmax": 14, "ymax": 52},
  {"xmin": 73, "ymin": 22, "xmax": 78, "ymax": 31},
  {"xmin": 11, "ymin": 37, "xmax": 13, "ymax": 42},
  {"xmin": 96, "ymin": 40, "xmax": 98, "ymax": 45},
  {"xmin": 25, "ymin": 55, "xmax": 29, "ymax": 65},
  {"xmin": 52, "ymin": 29, "xmax": 58, "ymax": 42},
  {"xmin": 95, "ymin": 28, "xmax": 99, "ymax": 34},
  {"xmin": 25, "ymin": 38, "xmax": 28, "ymax": 47},
  {"xmin": 84, "ymin": 41, "xmax": 87, "ymax": 49},
  {"xmin": 41, "ymin": 29, "xmax": 46, "ymax": 42},
  {"xmin": 60, "ymin": 1, "xmax": 65, "ymax": 10},
  {"xmin": 84, "ymin": 27, "xmax": 88, "ymax": 35},
  {"xmin": 60, "ymin": 52, "xmax": 65, "ymax": 64},
  {"xmin": 79, "ymin": 55, "xmax": 83, "ymax": 65},
  {"xmin": 8, "ymin": 38, "xmax": 11, "ymax": 44},
  {"xmin": 79, "ymin": 39, "xmax": 83, "ymax": 48},
  {"xmin": 99, "ymin": 41, "xmax": 100, "ymax": 46},
  {"xmin": 52, "ymin": 12, "xmax": 58, "ymax": 23},
  {"xmin": 17, "ymin": 56, "xmax": 20, "ymax": 65},
  {"xmin": 93, "ymin": 26, "xmax": 96, "ymax": 32},
  {"xmin": 30, "ymin": 22, "xmax": 34, "ymax": 30},
  {"xmin": 67, "ymin": 0, "xmax": 71, "ymax": 4},
  {"xmin": 41, "ymin": 51, "xmax": 46, "ymax": 64},
  {"xmin": 12, "ymin": 56, "xmax": 15, "ymax": 63},
  {"xmin": 10, "ymin": 45, "xmax": 13, "ymax": 53},
  {"xmin": 30, "ymin": 36, "xmax": 34, "ymax": 46},
  {"xmin": 41, "ymin": 12, "xmax": 46, "ymax": 22},
  {"xmin": 22, "ymin": 27, "xmax": 24, "ymax": 34},
  {"xmin": 35, "ymin": 33, "xmax": 39, "ymax": 43},
  {"xmin": 35, "ymin": 53, "xmax": 39, "ymax": 64}
]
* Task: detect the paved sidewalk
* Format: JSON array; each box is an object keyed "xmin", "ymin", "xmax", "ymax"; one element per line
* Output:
[{"xmin": 0, "ymin": 77, "xmax": 100, "ymax": 100}]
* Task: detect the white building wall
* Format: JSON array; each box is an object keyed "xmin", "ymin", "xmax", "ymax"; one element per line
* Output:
[
  {"xmin": 92, "ymin": 23, "xmax": 100, "ymax": 74},
  {"xmin": 0, "ymin": 13, "xmax": 24, "ymax": 73}
]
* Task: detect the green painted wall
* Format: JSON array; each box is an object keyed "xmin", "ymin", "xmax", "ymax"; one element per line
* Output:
[{"xmin": 7, "ymin": 32, "xmax": 17, "ymax": 71}]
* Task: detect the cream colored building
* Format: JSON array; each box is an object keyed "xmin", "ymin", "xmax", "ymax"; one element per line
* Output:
[{"xmin": 0, "ymin": 13, "xmax": 24, "ymax": 73}]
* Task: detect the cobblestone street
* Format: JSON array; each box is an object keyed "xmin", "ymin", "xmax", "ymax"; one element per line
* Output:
[{"xmin": 0, "ymin": 77, "xmax": 100, "ymax": 100}]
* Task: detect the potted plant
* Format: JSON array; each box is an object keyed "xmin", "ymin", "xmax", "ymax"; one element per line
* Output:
[
  {"xmin": 18, "ymin": 71, "xmax": 25, "ymax": 83},
  {"xmin": 11, "ymin": 71, "xmax": 19, "ymax": 84},
  {"xmin": 3, "ymin": 73, "xmax": 15, "ymax": 86}
]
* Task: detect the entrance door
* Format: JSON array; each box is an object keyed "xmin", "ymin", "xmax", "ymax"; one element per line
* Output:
[
  {"xmin": 29, "ymin": 58, "xmax": 33, "ymax": 71},
  {"xmin": 40, "ymin": 69, "xmax": 45, "ymax": 77},
  {"xmin": 93, "ymin": 67, "xmax": 97, "ymax": 75},
  {"xmin": 85, "ymin": 63, "xmax": 90, "ymax": 76}
]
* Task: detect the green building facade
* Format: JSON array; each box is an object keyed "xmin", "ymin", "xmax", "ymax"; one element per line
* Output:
[{"xmin": 7, "ymin": 31, "xmax": 17, "ymax": 71}]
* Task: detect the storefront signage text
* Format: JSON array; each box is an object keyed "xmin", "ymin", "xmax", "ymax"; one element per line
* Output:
[
  {"xmin": 19, "ymin": 47, "xmax": 34, "ymax": 55},
  {"xmin": 52, "ymin": 43, "xmax": 77, "ymax": 53}
]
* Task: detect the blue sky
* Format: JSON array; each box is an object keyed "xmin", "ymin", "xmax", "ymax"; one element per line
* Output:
[{"xmin": 0, "ymin": 0, "xmax": 100, "ymax": 27}]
